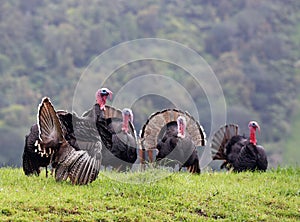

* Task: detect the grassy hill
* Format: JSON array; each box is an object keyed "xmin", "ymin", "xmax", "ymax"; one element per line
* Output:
[{"xmin": 0, "ymin": 167, "xmax": 299, "ymax": 221}]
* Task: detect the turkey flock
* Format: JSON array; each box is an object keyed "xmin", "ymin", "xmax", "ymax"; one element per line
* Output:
[{"xmin": 22, "ymin": 87, "xmax": 268, "ymax": 185}]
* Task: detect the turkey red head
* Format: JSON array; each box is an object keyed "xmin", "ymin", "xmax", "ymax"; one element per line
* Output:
[
  {"xmin": 95, "ymin": 88, "xmax": 113, "ymax": 110},
  {"xmin": 121, "ymin": 108, "xmax": 133, "ymax": 133},
  {"xmin": 248, "ymin": 121, "xmax": 260, "ymax": 145},
  {"xmin": 177, "ymin": 116, "xmax": 187, "ymax": 138}
]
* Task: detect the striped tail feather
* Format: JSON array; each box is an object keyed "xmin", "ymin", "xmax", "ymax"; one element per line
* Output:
[
  {"xmin": 68, "ymin": 151, "xmax": 101, "ymax": 185},
  {"xmin": 37, "ymin": 97, "xmax": 64, "ymax": 147},
  {"xmin": 54, "ymin": 141, "xmax": 102, "ymax": 185},
  {"xmin": 211, "ymin": 124, "xmax": 239, "ymax": 160},
  {"xmin": 54, "ymin": 149, "xmax": 86, "ymax": 182}
]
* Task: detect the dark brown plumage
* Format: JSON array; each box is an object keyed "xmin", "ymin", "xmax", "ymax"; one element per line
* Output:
[
  {"xmin": 140, "ymin": 109, "xmax": 206, "ymax": 174},
  {"xmin": 22, "ymin": 88, "xmax": 113, "ymax": 180},
  {"xmin": 37, "ymin": 97, "xmax": 102, "ymax": 185},
  {"xmin": 22, "ymin": 124, "xmax": 51, "ymax": 176},
  {"xmin": 103, "ymin": 108, "xmax": 137, "ymax": 171},
  {"xmin": 211, "ymin": 122, "xmax": 268, "ymax": 172}
]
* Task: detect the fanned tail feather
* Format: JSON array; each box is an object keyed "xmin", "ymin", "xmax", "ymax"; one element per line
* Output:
[
  {"xmin": 68, "ymin": 152, "xmax": 101, "ymax": 185},
  {"xmin": 37, "ymin": 97, "xmax": 64, "ymax": 146},
  {"xmin": 140, "ymin": 108, "xmax": 206, "ymax": 150},
  {"xmin": 211, "ymin": 124, "xmax": 239, "ymax": 160}
]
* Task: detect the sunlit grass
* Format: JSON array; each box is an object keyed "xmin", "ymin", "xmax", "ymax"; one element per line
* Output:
[{"xmin": 0, "ymin": 167, "xmax": 299, "ymax": 221}]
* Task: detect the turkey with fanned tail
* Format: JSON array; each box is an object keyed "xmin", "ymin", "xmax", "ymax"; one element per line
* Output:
[
  {"xmin": 210, "ymin": 121, "xmax": 268, "ymax": 172},
  {"xmin": 22, "ymin": 87, "xmax": 112, "ymax": 179},
  {"xmin": 22, "ymin": 110, "xmax": 70, "ymax": 177},
  {"xmin": 37, "ymin": 97, "xmax": 102, "ymax": 185},
  {"xmin": 140, "ymin": 109, "xmax": 206, "ymax": 174}
]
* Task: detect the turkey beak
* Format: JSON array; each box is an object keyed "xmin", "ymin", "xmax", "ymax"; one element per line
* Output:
[
  {"xmin": 129, "ymin": 114, "xmax": 133, "ymax": 123},
  {"xmin": 256, "ymin": 124, "xmax": 261, "ymax": 134},
  {"xmin": 107, "ymin": 89, "xmax": 113, "ymax": 100}
]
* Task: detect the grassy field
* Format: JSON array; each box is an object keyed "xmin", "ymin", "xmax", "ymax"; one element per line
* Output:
[{"xmin": 0, "ymin": 167, "xmax": 299, "ymax": 221}]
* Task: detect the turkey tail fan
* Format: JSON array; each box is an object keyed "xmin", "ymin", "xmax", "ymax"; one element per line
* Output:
[
  {"xmin": 140, "ymin": 108, "xmax": 206, "ymax": 150},
  {"xmin": 184, "ymin": 111, "xmax": 206, "ymax": 147},
  {"xmin": 37, "ymin": 97, "xmax": 64, "ymax": 146},
  {"xmin": 211, "ymin": 124, "xmax": 239, "ymax": 160}
]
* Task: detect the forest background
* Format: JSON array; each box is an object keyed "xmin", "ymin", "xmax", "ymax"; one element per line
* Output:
[{"xmin": 1, "ymin": 0, "xmax": 300, "ymax": 168}]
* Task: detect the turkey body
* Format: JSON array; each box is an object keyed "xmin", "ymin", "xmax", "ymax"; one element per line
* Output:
[
  {"xmin": 22, "ymin": 104, "xmax": 111, "ymax": 176},
  {"xmin": 101, "ymin": 111, "xmax": 137, "ymax": 171},
  {"xmin": 140, "ymin": 109, "xmax": 206, "ymax": 174},
  {"xmin": 22, "ymin": 88, "xmax": 113, "ymax": 183},
  {"xmin": 36, "ymin": 97, "xmax": 103, "ymax": 185},
  {"xmin": 211, "ymin": 123, "xmax": 268, "ymax": 172},
  {"xmin": 156, "ymin": 123, "xmax": 200, "ymax": 173},
  {"xmin": 230, "ymin": 140, "xmax": 268, "ymax": 172}
]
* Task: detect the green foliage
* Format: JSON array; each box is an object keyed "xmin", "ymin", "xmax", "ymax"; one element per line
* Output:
[
  {"xmin": 284, "ymin": 97, "xmax": 300, "ymax": 165},
  {"xmin": 0, "ymin": 168, "xmax": 299, "ymax": 221},
  {"xmin": 0, "ymin": 0, "xmax": 300, "ymax": 166}
]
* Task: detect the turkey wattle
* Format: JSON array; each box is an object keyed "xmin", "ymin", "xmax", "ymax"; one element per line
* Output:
[{"xmin": 211, "ymin": 121, "xmax": 268, "ymax": 172}]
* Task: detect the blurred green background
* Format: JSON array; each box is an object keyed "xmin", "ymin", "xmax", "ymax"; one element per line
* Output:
[{"xmin": 0, "ymin": 0, "xmax": 299, "ymax": 167}]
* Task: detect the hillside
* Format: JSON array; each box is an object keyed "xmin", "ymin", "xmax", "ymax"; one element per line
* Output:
[
  {"xmin": 284, "ymin": 96, "xmax": 300, "ymax": 165},
  {"xmin": 1, "ymin": 0, "xmax": 300, "ymax": 166},
  {"xmin": 0, "ymin": 167, "xmax": 299, "ymax": 221}
]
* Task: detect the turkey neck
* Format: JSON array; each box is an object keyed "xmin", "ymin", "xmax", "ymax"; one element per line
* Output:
[
  {"xmin": 97, "ymin": 95, "xmax": 107, "ymax": 110},
  {"xmin": 249, "ymin": 127, "xmax": 257, "ymax": 145},
  {"xmin": 177, "ymin": 121, "xmax": 185, "ymax": 138},
  {"xmin": 122, "ymin": 115, "xmax": 129, "ymax": 133}
]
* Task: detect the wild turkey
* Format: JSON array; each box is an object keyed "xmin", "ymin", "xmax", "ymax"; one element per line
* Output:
[
  {"xmin": 22, "ymin": 87, "xmax": 112, "ymax": 177},
  {"xmin": 140, "ymin": 109, "xmax": 206, "ymax": 173},
  {"xmin": 37, "ymin": 97, "xmax": 103, "ymax": 185},
  {"xmin": 22, "ymin": 110, "xmax": 69, "ymax": 177},
  {"xmin": 101, "ymin": 108, "xmax": 138, "ymax": 171},
  {"xmin": 211, "ymin": 121, "xmax": 268, "ymax": 172}
]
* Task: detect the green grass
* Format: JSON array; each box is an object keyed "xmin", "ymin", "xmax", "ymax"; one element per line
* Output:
[{"xmin": 0, "ymin": 167, "xmax": 299, "ymax": 221}]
